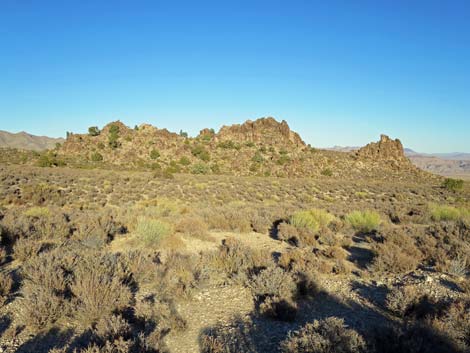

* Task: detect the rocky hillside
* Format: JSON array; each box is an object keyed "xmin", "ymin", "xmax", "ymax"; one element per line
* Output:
[
  {"xmin": 0, "ymin": 130, "xmax": 64, "ymax": 151},
  {"xmin": 57, "ymin": 117, "xmax": 424, "ymax": 179}
]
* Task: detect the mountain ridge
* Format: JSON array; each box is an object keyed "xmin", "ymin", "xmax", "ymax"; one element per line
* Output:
[{"xmin": 0, "ymin": 130, "xmax": 64, "ymax": 151}]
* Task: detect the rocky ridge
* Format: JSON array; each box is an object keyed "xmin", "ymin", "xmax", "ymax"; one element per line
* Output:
[{"xmin": 56, "ymin": 117, "xmax": 423, "ymax": 179}]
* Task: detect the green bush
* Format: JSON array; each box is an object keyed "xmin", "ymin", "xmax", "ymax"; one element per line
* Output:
[
  {"xmin": 90, "ymin": 152, "xmax": 103, "ymax": 162},
  {"xmin": 321, "ymin": 168, "xmax": 333, "ymax": 177},
  {"xmin": 442, "ymin": 178, "xmax": 464, "ymax": 192},
  {"xmin": 135, "ymin": 217, "xmax": 173, "ymax": 247},
  {"xmin": 179, "ymin": 156, "xmax": 191, "ymax": 166},
  {"xmin": 252, "ymin": 151, "xmax": 265, "ymax": 163},
  {"xmin": 217, "ymin": 140, "xmax": 241, "ymax": 150},
  {"xmin": 37, "ymin": 153, "xmax": 66, "ymax": 167},
  {"xmin": 346, "ymin": 210, "xmax": 381, "ymax": 233},
  {"xmin": 150, "ymin": 149, "xmax": 160, "ymax": 160},
  {"xmin": 108, "ymin": 124, "xmax": 120, "ymax": 149},
  {"xmin": 88, "ymin": 126, "xmax": 100, "ymax": 136},
  {"xmin": 290, "ymin": 209, "xmax": 335, "ymax": 233},
  {"xmin": 191, "ymin": 145, "xmax": 210, "ymax": 161},
  {"xmin": 277, "ymin": 154, "xmax": 291, "ymax": 165},
  {"xmin": 191, "ymin": 163, "xmax": 210, "ymax": 174}
]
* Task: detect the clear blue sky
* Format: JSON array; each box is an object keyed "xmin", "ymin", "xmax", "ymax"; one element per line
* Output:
[{"xmin": 1, "ymin": 0, "xmax": 469, "ymax": 152}]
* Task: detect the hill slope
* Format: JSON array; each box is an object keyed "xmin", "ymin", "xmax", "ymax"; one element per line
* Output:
[{"xmin": 0, "ymin": 130, "xmax": 64, "ymax": 151}]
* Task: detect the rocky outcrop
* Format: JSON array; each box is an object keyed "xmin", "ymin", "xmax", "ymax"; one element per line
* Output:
[
  {"xmin": 216, "ymin": 117, "xmax": 305, "ymax": 147},
  {"xmin": 356, "ymin": 135, "xmax": 409, "ymax": 162}
]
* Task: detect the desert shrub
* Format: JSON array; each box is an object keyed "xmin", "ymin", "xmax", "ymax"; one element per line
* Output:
[
  {"xmin": 209, "ymin": 238, "xmax": 270, "ymax": 281},
  {"xmin": 108, "ymin": 124, "xmax": 120, "ymax": 148},
  {"xmin": 290, "ymin": 209, "xmax": 335, "ymax": 233},
  {"xmin": 135, "ymin": 217, "xmax": 173, "ymax": 248},
  {"xmin": 70, "ymin": 254, "xmax": 132, "ymax": 328},
  {"xmin": 191, "ymin": 145, "xmax": 210, "ymax": 161},
  {"xmin": 217, "ymin": 140, "xmax": 241, "ymax": 150},
  {"xmin": 259, "ymin": 296, "xmax": 298, "ymax": 322},
  {"xmin": 90, "ymin": 152, "xmax": 103, "ymax": 162},
  {"xmin": 179, "ymin": 156, "xmax": 191, "ymax": 166},
  {"xmin": 153, "ymin": 252, "xmax": 200, "ymax": 299},
  {"xmin": 191, "ymin": 162, "xmax": 210, "ymax": 174},
  {"xmin": 37, "ymin": 153, "xmax": 66, "ymax": 167},
  {"xmin": 200, "ymin": 205, "xmax": 252, "ymax": 233},
  {"xmin": 277, "ymin": 154, "xmax": 291, "ymax": 165},
  {"xmin": 20, "ymin": 182, "xmax": 65, "ymax": 206},
  {"xmin": 200, "ymin": 318, "xmax": 256, "ymax": 353},
  {"xmin": 321, "ymin": 168, "xmax": 333, "ymax": 177},
  {"xmin": 249, "ymin": 266, "xmax": 296, "ymax": 299},
  {"xmin": 149, "ymin": 149, "xmax": 160, "ymax": 160},
  {"xmin": 88, "ymin": 126, "xmax": 100, "ymax": 136},
  {"xmin": 71, "ymin": 208, "xmax": 125, "ymax": 243},
  {"xmin": 346, "ymin": 210, "xmax": 381, "ymax": 233},
  {"xmin": 432, "ymin": 298, "xmax": 470, "ymax": 351},
  {"xmin": 0, "ymin": 271, "xmax": 12, "ymax": 307},
  {"xmin": 249, "ymin": 266, "xmax": 297, "ymax": 321},
  {"xmin": 280, "ymin": 317, "xmax": 365, "ymax": 353},
  {"xmin": 154, "ymin": 168, "xmax": 175, "ymax": 179},
  {"xmin": 370, "ymin": 230, "xmax": 421, "ymax": 274},
  {"xmin": 13, "ymin": 237, "xmax": 42, "ymax": 262},
  {"xmin": 16, "ymin": 284, "xmax": 66, "ymax": 331},
  {"xmin": 175, "ymin": 216, "xmax": 211, "ymax": 241},
  {"xmin": 20, "ymin": 206, "xmax": 70, "ymax": 240},
  {"xmin": 252, "ymin": 151, "xmax": 264, "ymax": 163},
  {"xmin": 442, "ymin": 178, "xmax": 464, "ymax": 192},
  {"xmin": 385, "ymin": 285, "xmax": 421, "ymax": 317}
]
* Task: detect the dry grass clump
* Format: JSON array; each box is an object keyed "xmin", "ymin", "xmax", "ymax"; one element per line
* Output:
[
  {"xmin": 175, "ymin": 215, "xmax": 213, "ymax": 241},
  {"xmin": 135, "ymin": 217, "xmax": 181, "ymax": 249},
  {"xmin": 346, "ymin": 210, "xmax": 381, "ymax": 234},
  {"xmin": 289, "ymin": 208, "xmax": 336, "ymax": 233},
  {"xmin": 429, "ymin": 203, "xmax": 470, "ymax": 223},
  {"xmin": 280, "ymin": 317, "xmax": 365, "ymax": 353},
  {"xmin": 199, "ymin": 205, "xmax": 252, "ymax": 233}
]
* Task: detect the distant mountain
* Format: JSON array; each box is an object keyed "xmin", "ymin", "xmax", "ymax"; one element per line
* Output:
[{"xmin": 0, "ymin": 130, "xmax": 64, "ymax": 151}]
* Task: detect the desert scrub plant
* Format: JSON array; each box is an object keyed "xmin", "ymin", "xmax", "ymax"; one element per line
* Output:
[
  {"xmin": 175, "ymin": 216, "xmax": 212, "ymax": 241},
  {"xmin": 88, "ymin": 126, "xmax": 100, "ymax": 136},
  {"xmin": 0, "ymin": 271, "xmax": 12, "ymax": 307},
  {"xmin": 209, "ymin": 238, "xmax": 271, "ymax": 281},
  {"xmin": 289, "ymin": 208, "xmax": 336, "ymax": 233},
  {"xmin": 191, "ymin": 162, "xmax": 210, "ymax": 174},
  {"xmin": 370, "ymin": 229, "xmax": 422, "ymax": 274},
  {"xmin": 442, "ymin": 177, "xmax": 464, "ymax": 192},
  {"xmin": 321, "ymin": 168, "xmax": 333, "ymax": 176},
  {"xmin": 149, "ymin": 148, "xmax": 160, "ymax": 160},
  {"xmin": 345, "ymin": 210, "xmax": 381, "ymax": 233},
  {"xmin": 90, "ymin": 152, "xmax": 103, "ymax": 162},
  {"xmin": 191, "ymin": 145, "xmax": 210, "ymax": 161},
  {"xmin": 249, "ymin": 266, "xmax": 298, "ymax": 321},
  {"xmin": 135, "ymin": 217, "xmax": 173, "ymax": 248},
  {"xmin": 429, "ymin": 203, "xmax": 469, "ymax": 222},
  {"xmin": 280, "ymin": 317, "xmax": 365, "ymax": 353},
  {"xmin": 70, "ymin": 254, "xmax": 132, "ymax": 328}
]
